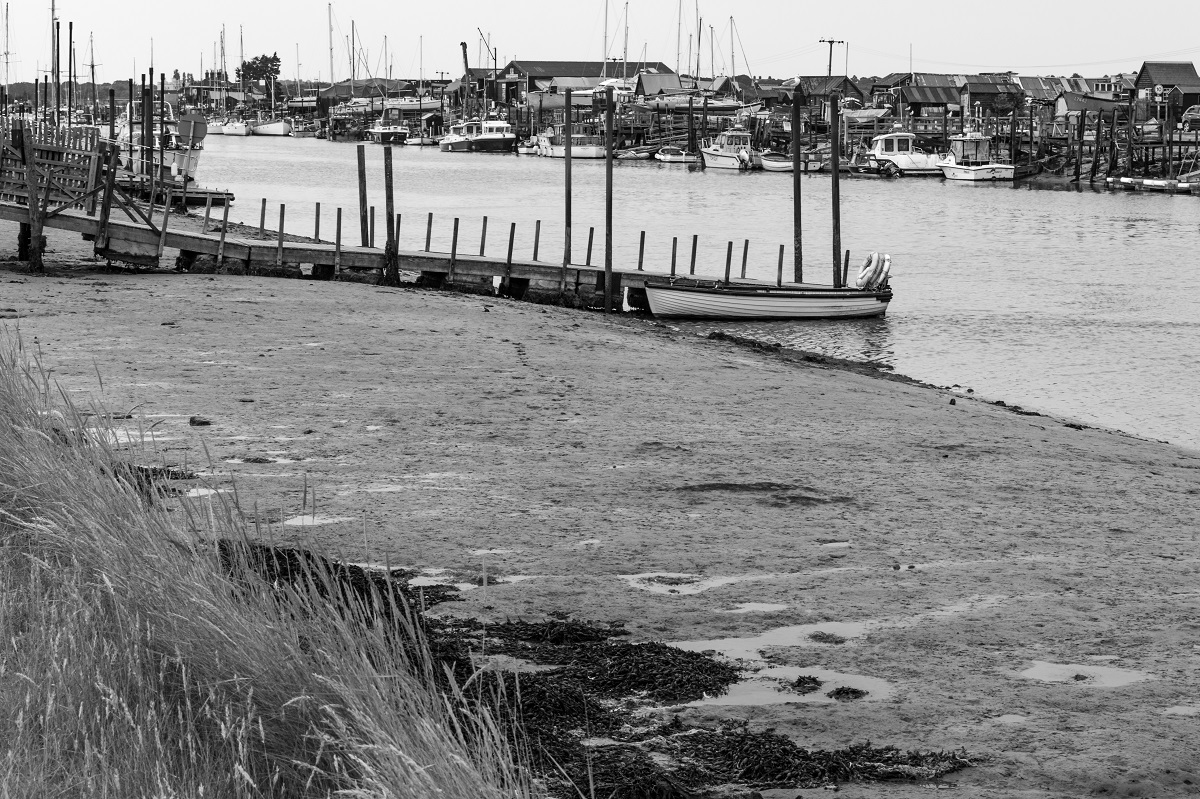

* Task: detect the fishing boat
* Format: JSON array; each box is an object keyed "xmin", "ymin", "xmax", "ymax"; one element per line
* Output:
[
  {"xmin": 515, "ymin": 138, "xmax": 538, "ymax": 155},
  {"xmin": 439, "ymin": 121, "xmax": 479, "ymax": 152},
  {"xmin": 760, "ymin": 150, "xmax": 825, "ymax": 173},
  {"xmin": 290, "ymin": 119, "xmax": 320, "ymax": 138},
  {"xmin": 937, "ymin": 132, "xmax": 1013, "ymax": 181},
  {"xmin": 535, "ymin": 122, "xmax": 607, "ymax": 158},
  {"xmin": 471, "ymin": 119, "xmax": 517, "ymax": 153},
  {"xmin": 864, "ymin": 130, "xmax": 943, "ymax": 176},
  {"xmin": 643, "ymin": 279, "xmax": 892, "ymax": 319},
  {"xmin": 221, "ymin": 117, "xmax": 250, "ymax": 136},
  {"xmin": 700, "ymin": 126, "xmax": 762, "ymax": 170},
  {"xmin": 655, "ymin": 145, "xmax": 699, "ymax": 163},
  {"xmin": 205, "ymin": 118, "xmax": 225, "ymax": 135},
  {"xmin": 365, "ymin": 119, "xmax": 410, "ymax": 144}
]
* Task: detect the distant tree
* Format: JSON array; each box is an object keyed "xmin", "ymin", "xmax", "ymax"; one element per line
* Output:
[
  {"xmin": 172, "ymin": 69, "xmax": 180, "ymax": 81},
  {"xmin": 236, "ymin": 53, "xmax": 282, "ymax": 84}
]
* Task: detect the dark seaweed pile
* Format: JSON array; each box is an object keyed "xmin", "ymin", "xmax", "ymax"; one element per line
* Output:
[{"xmin": 217, "ymin": 544, "xmax": 974, "ymax": 796}]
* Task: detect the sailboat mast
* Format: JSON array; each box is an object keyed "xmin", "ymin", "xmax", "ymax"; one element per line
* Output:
[
  {"xmin": 730, "ymin": 17, "xmax": 735, "ymax": 95},
  {"xmin": 89, "ymin": 32, "xmax": 96, "ymax": 112},
  {"xmin": 327, "ymin": 3, "xmax": 334, "ymax": 89},
  {"xmin": 601, "ymin": 0, "xmax": 608, "ymax": 79},
  {"xmin": 675, "ymin": 0, "xmax": 681, "ymax": 75},
  {"xmin": 419, "ymin": 36, "xmax": 423, "ymax": 95},
  {"xmin": 622, "ymin": 2, "xmax": 628, "ymax": 80}
]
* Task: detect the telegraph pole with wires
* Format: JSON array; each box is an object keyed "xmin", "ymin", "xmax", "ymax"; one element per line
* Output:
[{"xmin": 819, "ymin": 38, "xmax": 844, "ymax": 77}]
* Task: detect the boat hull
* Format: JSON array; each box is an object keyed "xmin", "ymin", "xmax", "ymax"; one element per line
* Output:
[
  {"xmin": 701, "ymin": 148, "xmax": 759, "ymax": 170},
  {"xmin": 537, "ymin": 143, "xmax": 607, "ymax": 159},
  {"xmin": 205, "ymin": 122, "xmax": 225, "ymax": 135},
  {"xmin": 939, "ymin": 162, "xmax": 1014, "ymax": 181},
  {"xmin": 251, "ymin": 119, "xmax": 293, "ymax": 136},
  {"xmin": 472, "ymin": 134, "xmax": 516, "ymax": 153},
  {"xmin": 440, "ymin": 137, "xmax": 472, "ymax": 152},
  {"xmin": 222, "ymin": 122, "xmax": 250, "ymax": 136},
  {"xmin": 644, "ymin": 282, "xmax": 891, "ymax": 320},
  {"xmin": 368, "ymin": 128, "xmax": 409, "ymax": 144}
]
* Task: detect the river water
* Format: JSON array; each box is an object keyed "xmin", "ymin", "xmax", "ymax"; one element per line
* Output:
[{"xmin": 198, "ymin": 135, "xmax": 1200, "ymax": 452}]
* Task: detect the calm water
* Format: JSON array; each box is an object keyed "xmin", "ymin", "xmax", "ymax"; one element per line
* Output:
[{"xmin": 199, "ymin": 136, "xmax": 1200, "ymax": 452}]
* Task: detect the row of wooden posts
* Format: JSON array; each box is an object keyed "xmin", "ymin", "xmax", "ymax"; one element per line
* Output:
[{"xmin": 239, "ymin": 87, "xmax": 850, "ymax": 294}]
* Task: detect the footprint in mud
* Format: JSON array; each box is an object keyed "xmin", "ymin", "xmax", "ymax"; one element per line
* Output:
[{"xmin": 672, "ymin": 481, "xmax": 852, "ymax": 508}]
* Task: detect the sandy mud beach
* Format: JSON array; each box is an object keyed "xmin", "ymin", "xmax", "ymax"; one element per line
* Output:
[{"xmin": 2, "ymin": 221, "xmax": 1198, "ymax": 798}]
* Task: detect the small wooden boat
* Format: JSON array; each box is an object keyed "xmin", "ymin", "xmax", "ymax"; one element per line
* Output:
[
  {"xmin": 643, "ymin": 279, "xmax": 892, "ymax": 320},
  {"xmin": 760, "ymin": 151, "xmax": 826, "ymax": 173},
  {"xmin": 655, "ymin": 145, "xmax": 698, "ymax": 163},
  {"xmin": 616, "ymin": 149, "xmax": 652, "ymax": 160}
]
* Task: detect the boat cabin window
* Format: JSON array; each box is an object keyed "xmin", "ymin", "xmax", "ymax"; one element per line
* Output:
[
  {"xmin": 896, "ymin": 138, "xmax": 910, "ymax": 152},
  {"xmin": 883, "ymin": 138, "xmax": 894, "ymax": 152}
]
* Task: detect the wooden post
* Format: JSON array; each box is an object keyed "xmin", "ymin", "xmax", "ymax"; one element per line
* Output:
[
  {"xmin": 586, "ymin": 227, "xmax": 594, "ymax": 266},
  {"xmin": 449, "ymin": 217, "xmax": 459, "ymax": 280},
  {"xmin": 276, "ymin": 204, "xmax": 286, "ymax": 265},
  {"xmin": 314, "ymin": 202, "xmax": 321, "ymax": 241},
  {"xmin": 425, "ymin": 212, "xmax": 433, "ymax": 251},
  {"xmin": 533, "ymin": 220, "xmax": 541, "ymax": 260},
  {"xmin": 479, "ymin": 215, "xmax": 488, "ymax": 256},
  {"xmin": 562, "ymin": 88, "xmax": 573, "ymax": 294},
  {"xmin": 670, "ymin": 236, "xmax": 678, "ymax": 276},
  {"xmin": 842, "ymin": 250, "xmax": 851, "ymax": 287},
  {"xmin": 1089, "ymin": 112, "xmax": 1103, "ymax": 184},
  {"xmin": 776, "ymin": 244, "xmax": 784, "ymax": 287},
  {"xmin": 108, "ymin": 89, "xmax": 116, "ymax": 142},
  {"xmin": 830, "ymin": 93, "xmax": 843, "ymax": 286},
  {"xmin": 1107, "ymin": 108, "xmax": 1120, "ymax": 177},
  {"xmin": 370, "ymin": 206, "xmax": 376, "ymax": 247},
  {"xmin": 202, "ymin": 197, "xmax": 213, "ymax": 232},
  {"xmin": 740, "ymin": 239, "xmax": 749, "ymax": 279},
  {"xmin": 19, "ymin": 123, "xmax": 45, "ymax": 271},
  {"xmin": 637, "ymin": 230, "xmax": 645, "ymax": 271},
  {"xmin": 505, "ymin": 221, "xmax": 515, "ymax": 272},
  {"xmin": 723, "ymin": 241, "xmax": 733, "ymax": 285},
  {"xmin": 604, "ymin": 85, "xmax": 614, "ymax": 313},
  {"xmin": 689, "ymin": 234, "xmax": 697, "ymax": 275},
  {"xmin": 94, "ymin": 146, "xmax": 118, "ymax": 253},
  {"xmin": 357, "ymin": 144, "xmax": 369, "ymax": 246},
  {"xmin": 791, "ymin": 97, "xmax": 803, "ymax": 283},
  {"xmin": 217, "ymin": 201, "xmax": 230, "ymax": 265},
  {"xmin": 334, "ymin": 208, "xmax": 343, "ymax": 271},
  {"xmin": 383, "ymin": 146, "xmax": 399, "ymax": 286},
  {"xmin": 259, "ymin": 197, "xmax": 267, "ymax": 236}
]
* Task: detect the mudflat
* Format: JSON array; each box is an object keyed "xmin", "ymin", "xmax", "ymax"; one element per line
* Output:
[{"xmin": 3, "ymin": 223, "xmax": 1198, "ymax": 798}]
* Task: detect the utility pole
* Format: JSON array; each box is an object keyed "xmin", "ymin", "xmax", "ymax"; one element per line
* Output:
[{"xmin": 819, "ymin": 38, "xmax": 844, "ymax": 77}]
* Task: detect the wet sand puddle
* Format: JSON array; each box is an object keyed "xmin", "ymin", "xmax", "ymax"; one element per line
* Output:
[
  {"xmin": 283, "ymin": 514, "xmax": 355, "ymax": 527},
  {"xmin": 687, "ymin": 666, "xmax": 894, "ymax": 707},
  {"xmin": 1019, "ymin": 660, "xmax": 1154, "ymax": 688},
  {"xmin": 722, "ymin": 603, "xmax": 789, "ymax": 614},
  {"xmin": 349, "ymin": 473, "xmax": 472, "ymax": 494}
]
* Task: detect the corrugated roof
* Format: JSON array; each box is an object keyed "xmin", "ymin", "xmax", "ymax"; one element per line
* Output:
[
  {"xmin": 788, "ymin": 76, "xmax": 863, "ymax": 99},
  {"xmin": 900, "ymin": 85, "xmax": 960, "ymax": 105},
  {"xmin": 963, "ymin": 82, "xmax": 1023, "ymax": 95},
  {"xmin": 1135, "ymin": 61, "xmax": 1200, "ymax": 89},
  {"xmin": 508, "ymin": 60, "xmax": 674, "ymax": 78}
]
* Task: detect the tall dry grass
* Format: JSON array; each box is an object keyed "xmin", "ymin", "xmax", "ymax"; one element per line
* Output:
[{"xmin": 0, "ymin": 338, "xmax": 532, "ymax": 798}]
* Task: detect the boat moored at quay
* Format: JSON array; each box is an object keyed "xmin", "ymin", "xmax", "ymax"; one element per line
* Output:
[
  {"xmin": 643, "ymin": 280, "xmax": 892, "ymax": 320},
  {"xmin": 700, "ymin": 127, "xmax": 763, "ymax": 170}
]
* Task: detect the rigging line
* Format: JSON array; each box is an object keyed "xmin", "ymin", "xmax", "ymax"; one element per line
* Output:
[{"xmin": 733, "ymin": 19, "xmax": 754, "ymax": 80}]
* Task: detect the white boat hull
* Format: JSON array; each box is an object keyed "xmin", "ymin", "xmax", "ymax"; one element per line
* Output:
[
  {"xmin": 251, "ymin": 119, "xmax": 293, "ymax": 136},
  {"xmin": 644, "ymin": 282, "xmax": 891, "ymax": 319},
  {"xmin": 938, "ymin": 162, "xmax": 1015, "ymax": 181},
  {"xmin": 206, "ymin": 122, "xmax": 225, "ymax": 135},
  {"xmin": 536, "ymin": 142, "xmax": 606, "ymax": 159},
  {"xmin": 222, "ymin": 121, "xmax": 250, "ymax": 136},
  {"xmin": 701, "ymin": 147, "xmax": 761, "ymax": 170}
]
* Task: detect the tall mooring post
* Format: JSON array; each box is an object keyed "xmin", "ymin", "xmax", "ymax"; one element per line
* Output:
[
  {"xmin": 561, "ymin": 88, "xmax": 573, "ymax": 296},
  {"xmin": 604, "ymin": 86, "xmax": 614, "ymax": 313},
  {"xmin": 830, "ymin": 93, "xmax": 843, "ymax": 286},
  {"xmin": 791, "ymin": 96, "xmax": 803, "ymax": 283}
]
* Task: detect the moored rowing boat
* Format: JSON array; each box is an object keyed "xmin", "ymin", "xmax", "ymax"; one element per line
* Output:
[{"xmin": 643, "ymin": 280, "xmax": 892, "ymax": 319}]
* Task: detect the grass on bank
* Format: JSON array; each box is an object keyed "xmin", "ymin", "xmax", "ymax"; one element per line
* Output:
[{"xmin": 0, "ymin": 339, "xmax": 532, "ymax": 799}]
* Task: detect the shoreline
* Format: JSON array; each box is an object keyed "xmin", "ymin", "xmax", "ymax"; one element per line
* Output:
[{"xmin": 3, "ymin": 227, "xmax": 1199, "ymax": 797}]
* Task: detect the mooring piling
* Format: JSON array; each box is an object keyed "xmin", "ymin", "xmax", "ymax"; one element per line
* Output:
[
  {"xmin": 740, "ymin": 239, "xmax": 749, "ymax": 279},
  {"xmin": 276, "ymin": 204, "xmax": 286, "ymax": 265},
  {"xmin": 258, "ymin": 198, "xmax": 266, "ymax": 237},
  {"xmin": 689, "ymin": 234, "xmax": 697, "ymax": 275},
  {"xmin": 637, "ymin": 230, "xmax": 645, "ymax": 271},
  {"xmin": 533, "ymin": 220, "xmax": 541, "ymax": 261},
  {"xmin": 724, "ymin": 241, "xmax": 733, "ymax": 285},
  {"xmin": 671, "ymin": 237, "xmax": 678, "ymax": 276}
]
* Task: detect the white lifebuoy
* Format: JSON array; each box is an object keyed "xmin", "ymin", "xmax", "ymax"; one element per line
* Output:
[
  {"xmin": 876, "ymin": 254, "xmax": 892, "ymax": 287},
  {"xmin": 856, "ymin": 252, "xmax": 878, "ymax": 288}
]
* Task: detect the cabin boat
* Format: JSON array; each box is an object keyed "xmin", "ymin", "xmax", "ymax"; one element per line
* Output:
[
  {"xmin": 535, "ymin": 122, "xmax": 607, "ymax": 159},
  {"xmin": 643, "ymin": 279, "xmax": 892, "ymax": 319},
  {"xmin": 760, "ymin": 150, "xmax": 825, "ymax": 173},
  {"xmin": 866, "ymin": 131, "xmax": 942, "ymax": 176},
  {"xmin": 471, "ymin": 119, "xmax": 517, "ymax": 153},
  {"xmin": 440, "ymin": 121, "xmax": 480, "ymax": 152},
  {"xmin": 700, "ymin": 127, "xmax": 761, "ymax": 170},
  {"xmin": 366, "ymin": 108, "xmax": 410, "ymax": 144},
  {"xmin": 937, "ymin": 132, "xmax": 1014, "ymax": 181},
  {"xmin": 250, "ymin": 116, "xmax": 293, "ymax": 136}
]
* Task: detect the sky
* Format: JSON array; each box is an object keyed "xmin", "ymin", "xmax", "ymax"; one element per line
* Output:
[{"xmin": 3, "ymin": 0, "xmax": 1199, "ymax": 87}]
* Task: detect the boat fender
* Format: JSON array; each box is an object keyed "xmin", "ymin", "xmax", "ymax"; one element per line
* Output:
[
  {"xmin": 876, "ymin": 255, "xmax": 892, "ymax": 287},
  {"xmin": 738, "ymin": 149, "xmax": 751, "ymax": 165},
  {"xmin": 856, "ymin": 252, "xmax": 879, "ymax": 288}
]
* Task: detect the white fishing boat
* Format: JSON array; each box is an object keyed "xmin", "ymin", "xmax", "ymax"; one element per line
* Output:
[
  {"xmin": 760, "ymin": 151, "xmax": 825, "ymax": 173},
  {"xmin": 865, "ymin": 130, "xmax": 943, "ymax": 176},
  {"xmin": 471, "ymin": 119, "xmax": 517, "ymax": 153},
  {"xmin": 206, "ymin": 118, "xmax": 225, "ymax": 135},
  {"xmin": 655, "ymin": 145, "xmax": 699, "ymax": 163},
  {"xmin": 405, "ymin": 135, "xmax": 439, "ymax": 146},
  {"xmin": 937, "ymin": 132, "xmax": 1014, "ymax": 181},
  {"xmin": 700, "ymin": 126, "xmax": 762, "ymax": 170},
  {"xmin": 515, "ymin": 138, "xmax": 538, "ymax": 155},
  {"xmin": 535, "ymin": 122, "xmax": 607, "ymax": 158},
  {"xmin": 439, "ymin": 121, "xmax": 479, "ymax": 152},
  {"xmin": 250, "ymin": 117, "xmax": 293, "ymax": 136}
]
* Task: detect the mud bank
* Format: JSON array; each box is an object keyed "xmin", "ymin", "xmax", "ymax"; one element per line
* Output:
[{"xmin": 2, "ymin": 221, "xmax": 1199, "ymax": 798}]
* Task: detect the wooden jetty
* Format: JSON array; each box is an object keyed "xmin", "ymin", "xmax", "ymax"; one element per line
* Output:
[{"xmin": 0, "ymin": 119, "xmax": 814, "ymax": 311}]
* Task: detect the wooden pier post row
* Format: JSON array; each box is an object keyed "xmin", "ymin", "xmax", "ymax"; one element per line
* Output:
[
  {"xmin": 791, "ymin": 96, "xmax": 803, "ymax": 283},
  {"xmin": 449, "ymin": 217, "xmax": 460, "ymax": 280},
  {"xmin": 356, "ymin": 144, "xmax": 369, "ymax": 246},
  {"xmin": 202, "ymin": 196, "xmax": 213, "ymax": 232},
  {"xmin": 505, "ymin": 222, "xmax": 516, "ymax": 273}
]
